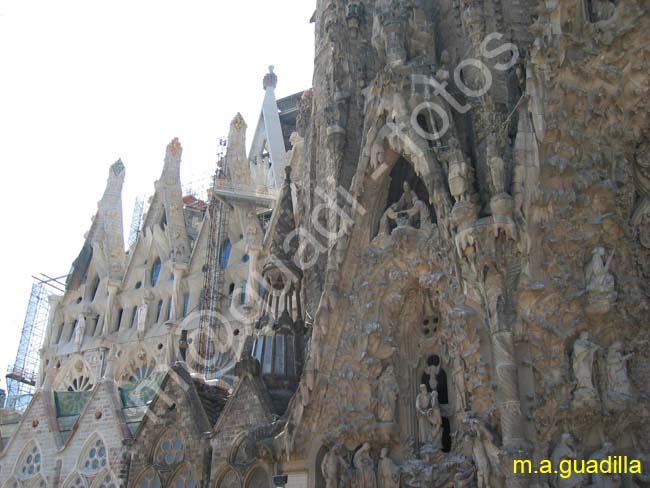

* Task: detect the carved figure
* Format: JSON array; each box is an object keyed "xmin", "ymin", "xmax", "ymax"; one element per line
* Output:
[
  {"xmin": 378, "ymin": 448, "xmax": 399, "ymax": 488},
  {"xmin": 550, "ymin": 433, "xmax": 583, "ymax": 488},
  {"xmin": 322, "ymin": 443, "xmax": 348, "ymax": 488},
  {"xmin": 450, "ymin": 342, "xmax": 469, "ymax": 412},
  {"xmin": 74, "ymin": 316, "xmax": 86, "ymax": 350},
  {"xmin": 424, "ymin": 362, "xmax": 440, "ymax": 391},
  {"xmin": 447, "ymin": 138, "xmax": 474, "ymax": 203},
  {"xmin": 416, "ymin": 384, "xmax": 443, "ymax": 450},
  {"xmin": 353, "ymin": 443, "xmax": 377, "ymax": 488},
  {"xmin": 585, "ymin": 247, "xmax": 617, "ymax": 313},
  {"xmin": 571, "ymin": 331, "xmax": 600, "ymax": 407},
  {"xmin": 487, "ymin": 136, "xmax": 507, "ymax": 195},
  {"xmin": 406, "ymin": 194, "xmax": 432, "ymax": 231},
  {"xmin": 379, "ymin": 181, "xmax": 415, "ymax": 235},
  {"xmin": 605, "ymin": 342, "xmax": 634, "ymax": 402},
  {"xmin": 472, "ymin": 427, "xmax": 491, "ymax": 488},
  {"xmin": 588, "ymin": 442, "xmax": 622, "ymax": 487},
  {"xmin": 377, "ymin": 366, "xmax": 399, "ymax": 423}
]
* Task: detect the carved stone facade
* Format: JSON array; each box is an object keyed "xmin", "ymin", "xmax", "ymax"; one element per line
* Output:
[{"xmin": 2, "ymin": 1, "xmax": 650, "ymax": 487}]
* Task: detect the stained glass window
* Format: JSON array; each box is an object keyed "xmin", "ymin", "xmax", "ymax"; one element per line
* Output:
[
  {"xmin": 169, "ymin": 467, "xmax": 198, "ymax": 488},
  {"xmin": 151, "ymin": 258, "xmax": 162, "ymax": 287},
  {"xmin": 64, "ymin": 474, "xmax": 86, "ymax": 488},
  {"xmin": 154, "ymin": 430, "xmax": 184, "ymax": 466},
  {"xmin": 17, "ymin": 444, "xmax": 41, "ymax": 479},
  {"xmin": 80, "ymin": 437, "xmax": 108, "ymax": 474},
  {"xmin": 136, "ymin": 469, "xmax": 161, "ymax": 488}
]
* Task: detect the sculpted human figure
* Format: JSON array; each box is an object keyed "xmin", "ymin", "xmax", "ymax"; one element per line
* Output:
[
  {"xmin": 447, "ymin": 138, "xmax": 474, "ymax": 203},
  {"xmin": 588, "ymin": 442, "xmax": 621, "ymax": 488},
  {"xmin": 571, "ymin": 331, "xmax": 599, "ymax": 394},
  {"xmin": 322, "ymin": 443, "xmax": 347, "ymax": 488},
  {"xmin": 550, "ymin": 433, "xmax": 583, "ymax": 488},
  {"xmin": 353, "ymin": 443, "xmax": 377, "ymax": 488},
  {"xmin": 74, "ymin": 316, "xmax": 86, "ymax": 350},
  {"xmin": 406, "ymin": 194, "xmax": 432, "ymax": 231},
  {"xmin": 378, "ymin": 448, "xmax": 399, "ymax": 488},
  {"xmin": 416, "ymin": 384, "xmax": 443, "ymax": 450},
  {"xmin": 606, "ymin": 341, "xmax": 634, "ymax": 402},
  {"xmin": 585, "ymin": 247, "xmax": 617, "ymax": 313},
  {"xmin": 424, "ymin": 361, "xmax": 440, "ymax": 391},
  {"xmin": 377, "ymin": 365, "xmax": 399, "ymax": 423},
  {"xmin": 450, "ymin": 342, "xmax": 469, "ymax": 412},
  {"xmin": 379, "ymin": 181, "xmax": 416, "ymax": 235},
  {"xmin": 471, "ymin": 426, "xmax": 491, "ymax": 488}
]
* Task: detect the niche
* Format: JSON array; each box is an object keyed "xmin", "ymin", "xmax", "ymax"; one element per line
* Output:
[{"xmin": 421, "ymin": 354, "xmax": 452, "ymax": 452}]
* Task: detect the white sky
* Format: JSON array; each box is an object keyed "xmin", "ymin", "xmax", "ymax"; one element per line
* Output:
[{"xmin": 0, "ymin": 0, "xmax": 315, "ymax": 391}]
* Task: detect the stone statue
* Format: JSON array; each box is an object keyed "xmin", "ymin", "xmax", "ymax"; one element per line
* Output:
[
  {"xmin": 472, "ymin": 426, "xmax": 491, "ymax": 488},
  {"xmin": 378, "ymin": 448, "xmax": 399, "ymax": 488},
  {"xmin": 588, "ymin": 442, "xmax": 622, "ymax": 487},
  {"xmin": 450, "ymin": 342, "xmax": 469, "ymax": 412},
  {"xmin": 416, "ymin": 384, "xmax": 443, "ymax": 450},
  {"xmin": 571, "ymin": 331, "xmax": 600, "ymax": 407},
  {"xmin": 322, "ymin": 443, "xmax": 348, "ymax": 488},
  {"xmin": 605, "ymin": 342, "xmax": 634, "ymax": 403},
  {"xmin": 585, "ymin": 247, "xmax": 617, "ymax": 313},
  {"xmin": 487, "ymin": 136, "xmax": 507, "ymax": 195},
  {"xmin": 550, "ymin": 433, "xmax": 583, "ymax": 488},
  {"xmin": 378, "ymin": 181, "xmax": 432, "ymax": 235},
  {"xmin": 74, "ymin": 316, "xmax": 86, "ymax": 350},
  {"xmin": 353, "ymin": 443, "xmax": 377, "ymax": 488},
  {"xmin": 377, "ymin": 366, "xmax": 399, "ymax": 423},
  {"xmin": 447, "ymin": 138, "xmax": 474, "ymax": 203},
  {"xmin": 424, "ymin": 361, "xmax": 440, "ymax": 391}
]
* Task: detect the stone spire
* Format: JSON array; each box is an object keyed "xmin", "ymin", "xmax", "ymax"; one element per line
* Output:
[
  {"xmin": 151, "ymin": 138, "xmax": 191, "ymax": 263},
  {"xmin": 261, "ymin": 66, "xmax": 288, "ymax": 188},
  {"xmin": 268, "ymin": 166, "xmax": 299, "ymax": 270},
  {"xmin": 100, "ymin": 160, "xmax": 127, "ymax": 282},
  {"xmin": 226, "ymin": 113, "xmax": 250, "ymax": 186}
]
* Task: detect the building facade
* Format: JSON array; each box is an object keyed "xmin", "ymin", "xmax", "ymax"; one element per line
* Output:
[{"xmin": 2, "ymin": 0, "xmax": 650, "ymax": 487}]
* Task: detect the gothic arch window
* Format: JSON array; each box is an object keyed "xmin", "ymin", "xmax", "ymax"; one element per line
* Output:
[
  {"xmin": 219, "ymin": 239, "xmax": 231, "ymax": 269},
  {"xmin": 153, "ymin": 429, "xmax": 185, "ymax": 467},
  {"xmin": 3, "ymin": 478, "xmax": 19, "ymax": 488},
  {"xmin": 27, "ymin": 475, "xmax": 47, "ymax": 488},
  {"xmin": 89, "ymin": 469, "xmax": 118, "ymax": 488},
  {"xmin": 151, "ymin": 258, "xmax": 162, "ymax": 287},
  {"xmin": 133, "ymin": 468, "xmax": 161, "ymax": 488},
  {"xmin": 14, "ymin": 443, "xmax": 42, "ymax": 480},
  {"xmin": 155, "ymin": 300, "xmax": 163, "ymax": 323},
  {"xmin": 167, "ymin": 465, "xmax": 197, "ymax": 488},
  {"xmin": 62, "ymin": 472, "xmax": 87, "ymax": 488},
  {"xmin": 53, "ymin": 358, "xmax": 95, "ymax": 393},
  {"xmin": 420, "ymin": 355, "xmax": 451, "ymax": 452},
  {"xmin": 78, "ymin": 435, "xmax": 108, "ymax": 475},
  {"xmin": 88, "ymin": 275, "xmax": 101, "ymax": 302},
  {"xmin": 218, "ymin": 470, "xmax": 241, "ymax": 488},
  {"xmin": 244, "ymin": 468, "xmax": 269, "ymax": 488},
  {"xmin": 116, "ymin": 350, "xmax": 157, "ymax": 407}
]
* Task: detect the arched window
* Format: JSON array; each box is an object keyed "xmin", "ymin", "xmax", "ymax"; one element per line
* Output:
[
  {"xmin": 245, "ymin": 468, "xmax": 269, "ymax": 488},
  {"xmin": 62, "ymin": 473, "xmax": 87, "ymax": 488},
  {"xmin": 89, "ymin": 276, "xmax": 101, "ymax": 302},
  {"xmin": 4, "ymin": 477, "xmax": 19, "ymax": 488},
  {"xmin": 15, "ymin": 443, "xmax": 42, "ymax": 479},
  {"xmin": 89, "ymin": 470, "xmax": 117, "ymax": 488},
  {"xmin": 182, "ymin": 293, "xmax": 190, "ymax": 317},
  {"xmin": 240, "ymin": 281, "xmax": 247, "ymax": 305},
  {"xmin": 165, "ymin": 298, "xmax": 172, "ymax": 321},
  {"xmin": 151, "ymin": 258, "xmax": 162, "ymax": 287},
  {"xmin": 219, "ymin": 239, "xmax": 231, "ymax": 269},
  {"xmin": 130, "ymin": 307, "xmax": 138, "ymax": 328},
  {"xmin": 155, "ymin": 300, "xmax": 163, "ymax": 323},
  {"xmin": 218, "ymin": 470, "xmax": 241, "ymax": 488},
  {"xmin": 168, "ymin": 466, "xmax": 198, "ymax": 488},
  {"xmin": 29, "ymin": 475, "xmax": 47, "ymax": 488},
  {"xmin": 154, "ymin": 430, "xmax": 185, "ymax": 467},
  {"xmin": 79, "ymin": 435, "xmax": 108, "ymax": 475},
  {"xmin": 115, "ymin": 309, "xmax": 123, "ymax": 332},
  {"xmin": 133, "ymin": 468, "xmax": 161, "ymax": 488}
]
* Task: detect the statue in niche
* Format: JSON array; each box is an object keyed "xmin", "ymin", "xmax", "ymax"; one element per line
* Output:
[
  {"xmin": 585, "ymin": 247, "xmax": 617, "ymax": 313},
  {"xmin": 571, "ymin": 331, "xmax": 600, "ymax": 408},
  {"xmin": 471, "ymin": 426, "xmax": 491, "ymax": 488},
  {"xmin": 487, "ymin": 135, "xmax": 507, "ymax": 196},
  {"xmin": 450, "ymin": 342, "xmax": 469, "ymax": 412},
  {"xmin": 378, "ymin": 181, "xmax": 431, "ymax": 235},
  {"xmin": 447, "ymin": 138, "xmax": 474, "ymax": 203},
  {"xmin": 353, "ymin": 443, "xmax": 377, "ymax": 488},
  {"xmin": 377, "ymin": 365, "xmax": 399, "ymax": 423},
  {"xmin": 550, "ymin": 433, "xmax": 584, "ymax": 488},
  {"xmin": 74, "ymin": 316, "xmax": 86, "ymax": 350},
  {"xmin": 605, "ymin": 342, "xmax": 634, "ymax": 403},
  {"xmin": 378, "ymin": 448, "xmax": 399, "ymax": 488},
  {"xmin": 416, "ymin": 384, "xmax": 443, "ymax": 450},
  {"xmin": 424, "ymin": 361, "xmax": 440, "ymax": 391},
  {"xmin": 322, "ymin": 443, "xmax": 348, "ymax": 488}
]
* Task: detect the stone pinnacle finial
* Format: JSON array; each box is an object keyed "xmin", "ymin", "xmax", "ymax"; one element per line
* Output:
[
  {"xmin": 263, "ymin": 65, "xmax": 278, "ymax": 90},
  {"xmin": 110, "ymin": 159, "xmax": 125, "ymax": 176},
  {"xmin": 231, "ymin": 113, "xmax": 247, "ymax": 131},
  {"xmin": 166, "ymin": 137, "xmax": 183, "ymax": 158}
]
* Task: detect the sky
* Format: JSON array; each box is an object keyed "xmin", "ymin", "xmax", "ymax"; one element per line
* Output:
[{"xmin": 0, "ymin": 0, "xmax": 316, "ymax": 391}]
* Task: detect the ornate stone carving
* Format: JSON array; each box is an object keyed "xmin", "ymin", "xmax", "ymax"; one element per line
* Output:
[
  {"xmin": 450, "ymin": 342, "xmax": 469, "ymax": 412},
  {"xmin": 377, "ymin": 365, "xmax": 399, "ymax": 423},
  {"xmin": 416, "ymin": 384, "xmax": 442, "ymax": 451},
  {"xmin": 322, "ymin": 444, "xmax": 348, "ymax": 488},
  {"xmin": 378, "ymin": 182, "xmax": 431, "ymax": 235},
  {"xmin": 605, "ymin": 341, "xmax": 634, "ymax": 408},
  {"xmin": 550, "ymin": 433, "xmax": 583, "ymax": 488},
  {"xmin": 585, "ymin": 247, "xmax": 617, "ymax": 314},
  {"xmin": 378, "ymin": 448, "xmax": 399, "ymax": 488},
  {"xmin": 571, "ymin": 331, "xmax": 600, "ymax": 408},
  {"xmin": 353, "ymin": 443, "xmax": 377, "ymax": 488}
]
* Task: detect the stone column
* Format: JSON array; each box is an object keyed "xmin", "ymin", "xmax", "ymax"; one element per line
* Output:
[
  {"xmin": 44, "ymin": 295, "xmax": 62, "ymax": 347},
  {"xmin": 103, "ymin": 281, "xmax": 120, "ymax": 335},
  {"xmin": 246, "ymin": 245, "xmax": 262, "ymax": 305}
]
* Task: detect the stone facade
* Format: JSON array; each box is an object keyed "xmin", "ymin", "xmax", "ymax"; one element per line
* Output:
[{"xmin": 2, "ymin": 0, "xmax": 650, "ymax": 487}]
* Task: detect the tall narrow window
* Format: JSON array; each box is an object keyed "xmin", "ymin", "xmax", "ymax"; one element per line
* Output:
[
  {"xmin": 151, "ymin": 258, "xmax": 162, "ymax": 287},
  {"xmin": 130, "ymin": 306, "xmax": 138, "ymax": 328},
  {"xmin": 165, "ymin": 298, "xmax": 172, "ymax": 321},
  {"xmin": 155, "ymin": 300, "xmax": 163, "ymax": 323},
  {"xmin": 89, "ymin": 276, "xmax": 100, "ymax": 302},
  {"xmin": 115, "ymin": 308, "xmax": 124, "ymax": 332},
  {"xmin": 219, "ymin": 239, "xmax": 231, "ymax": 269},
  {"xmin": 69, "ymin": 320, "xmax": 78, "ymax": 343},
  {"xmin": 182, "ymin": 293, "xmax": 190, "ymax": 317},
  {"xmin": 240, "ymin": 280, "xmax": 247, "ymax": 305}
]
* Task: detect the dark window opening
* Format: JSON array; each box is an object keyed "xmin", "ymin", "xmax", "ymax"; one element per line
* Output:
[
  {"xmin": 151, "ymin": 258, "xmax": 162, "ymax": 286},
  {"xmin": 130, "ymin": 306, "xmax": 138, "ymax": 328},
  {"xmin": 89, "ymin": 276, "xmax": 100, "ymax": 302},
  {"xmin": 421, "ymin": 354, "xmax": 452, "ymax": 452},
  {"xmin": 115, "ymin": 308, "xmax": 124, "ymax": 332},
  {"xmin": 155, "ymin": 299, "xmax": 163, "ymax": 323}
]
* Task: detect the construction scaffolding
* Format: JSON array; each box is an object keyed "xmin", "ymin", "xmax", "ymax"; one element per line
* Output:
[
  {"xmin": 127, "ymin": 196, "xmax": 146, "ymax": 249},
  {"xmin": 5, "ymin": 274, "xmax": 66, "ymax": 411}
]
